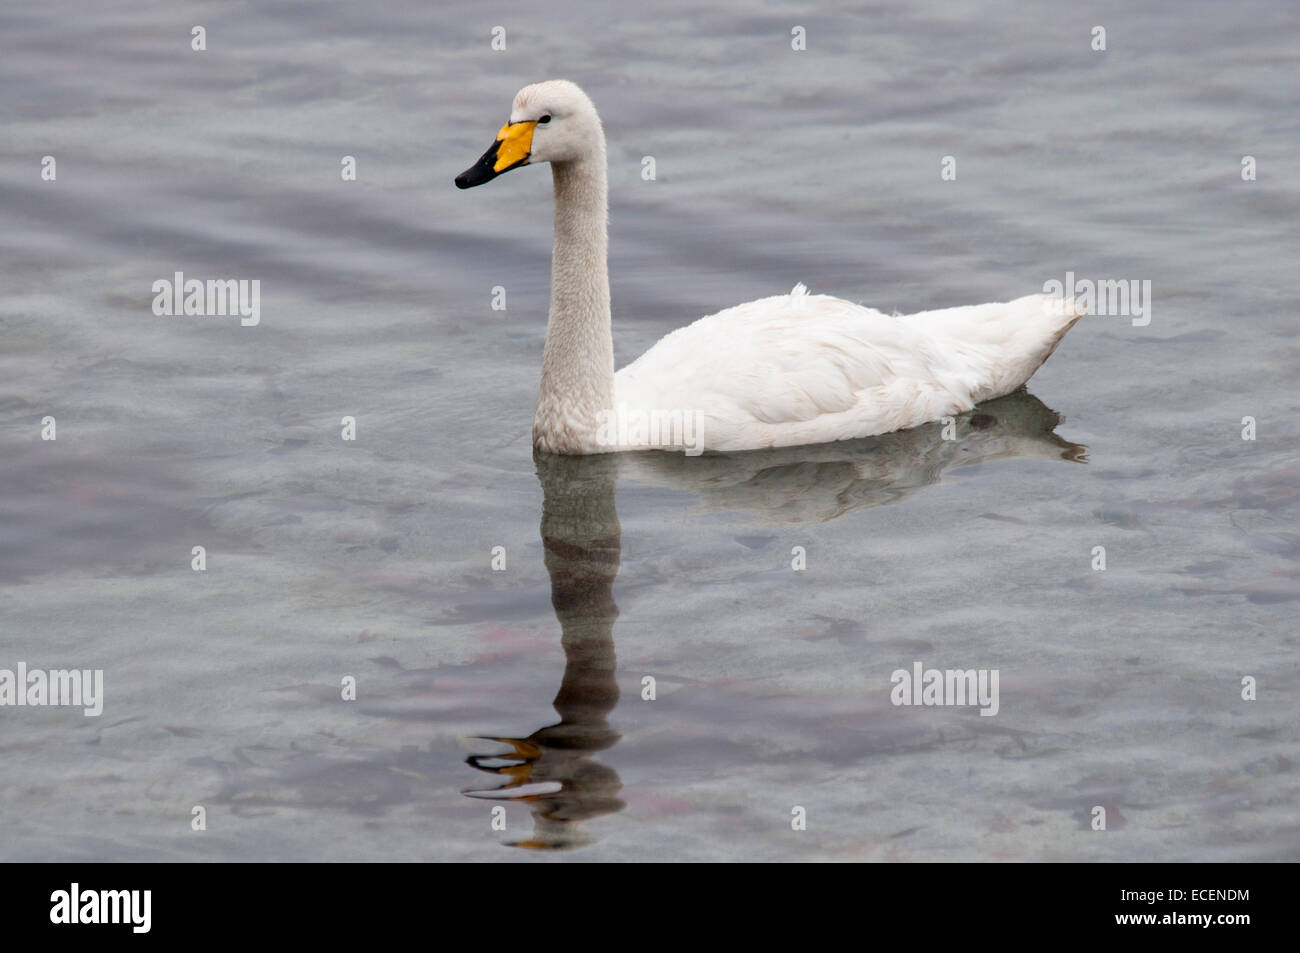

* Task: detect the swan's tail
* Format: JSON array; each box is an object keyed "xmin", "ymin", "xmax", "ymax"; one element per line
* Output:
[{"xmin": 913, "ymin": 293, "xmax": 1086, "ymax": 403}]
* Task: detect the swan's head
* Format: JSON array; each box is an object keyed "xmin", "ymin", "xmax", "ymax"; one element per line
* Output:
[{"xmin": 455, "ymin": 80, "xmax": 600, "ymax": 189}]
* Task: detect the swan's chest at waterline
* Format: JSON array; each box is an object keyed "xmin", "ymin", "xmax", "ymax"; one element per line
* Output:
[{"xmin": 532, "ymin": 389, "xmax": 610, "ymax": 455}]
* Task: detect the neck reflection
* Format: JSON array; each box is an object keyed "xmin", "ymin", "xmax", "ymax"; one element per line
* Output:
[{"xmin": 464, "ymin": 453, "xmax": 624, "ymax": 850}]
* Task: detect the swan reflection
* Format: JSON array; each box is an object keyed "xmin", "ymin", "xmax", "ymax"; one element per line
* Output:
[
  {"xmin": 463, "ymin": 454, "xmax": 624, "ymax": 850},
  {"xmin": 464, "ymin": 390, "xmax": 1083, "ymax": 848},
  {"xmin": 618, "ymin": 390, "xmax": 1084, "ymax": 523}
]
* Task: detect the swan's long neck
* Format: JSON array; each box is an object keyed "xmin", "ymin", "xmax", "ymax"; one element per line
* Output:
[{"xmin": 533, "ymin": 144, "xmax": 614, "ymax": 454}]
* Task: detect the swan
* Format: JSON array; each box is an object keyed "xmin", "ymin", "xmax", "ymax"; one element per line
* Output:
[{"xmin": 455, "ymin": 80, "xmax": 1083, "ymax": 456}]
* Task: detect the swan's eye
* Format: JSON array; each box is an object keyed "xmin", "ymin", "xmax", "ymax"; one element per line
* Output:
[{"xmin": 538, "ymin": 115, "xmax": 551, "ymax": 124}]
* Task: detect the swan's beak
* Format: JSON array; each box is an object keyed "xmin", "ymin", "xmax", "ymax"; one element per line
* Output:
[{"xmin": 455, "ymin": 120, "xmax": 537, "ymax": 189}]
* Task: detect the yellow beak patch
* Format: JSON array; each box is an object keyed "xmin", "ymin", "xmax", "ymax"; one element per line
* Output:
[{"xmin": 494, "ymin": 120, "xmax": 537, "ymax": 172}]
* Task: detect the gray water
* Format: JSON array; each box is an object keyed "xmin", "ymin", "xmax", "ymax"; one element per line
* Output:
[{"xmin": 2, "ymin": 0, "xmax": 1298, "ymax": 861}]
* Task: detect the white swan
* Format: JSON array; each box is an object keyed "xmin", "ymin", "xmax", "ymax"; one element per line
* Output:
[{"xmin": 456, "ymin": 80, "xmax": 1083, "ymax": 456}]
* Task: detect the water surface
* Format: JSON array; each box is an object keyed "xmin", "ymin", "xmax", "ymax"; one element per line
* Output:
[{"xmin": 1, "ymin": 0, "xmax": 1298, "ymax": 860}]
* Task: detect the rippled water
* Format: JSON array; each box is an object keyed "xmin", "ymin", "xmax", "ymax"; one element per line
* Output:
[{"xmin": 2, "ymin": 0, "xmax": 1298, "ymax": 860}]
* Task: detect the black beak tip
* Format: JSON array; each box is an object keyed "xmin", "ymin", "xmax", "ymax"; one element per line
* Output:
[
  {"xmin": 455, "ymin": 162, "xmax": 497, "ymax": 190},
  {"xmin": 457, "ymin": 138, "xmax": 504, "ymax": 190}
]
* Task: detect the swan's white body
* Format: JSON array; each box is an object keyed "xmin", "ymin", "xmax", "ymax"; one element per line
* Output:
[
  {"xmin": 615, "ymin": 285, "xmax": 1080, "ymax": 453},
  {"xmin": 457, "ymin": 80, "xmax": 1083, "ymax": 456}
]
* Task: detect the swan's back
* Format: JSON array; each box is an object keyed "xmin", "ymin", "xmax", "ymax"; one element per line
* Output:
[{"xmin": 613, "ymin": 285, "xmax": 1082, "ymax": 452}]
